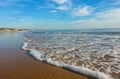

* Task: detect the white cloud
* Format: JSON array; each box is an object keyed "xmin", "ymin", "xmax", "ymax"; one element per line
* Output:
[
  {"xmin": 36, "ymin": 3, "xmax": 56, "ymax": 10},
  {"xmin": 71, "ymin": 6, "xmax": 92, "ymax": 16},
  {"xmin": 52, "ymin": 0, "xmax": 72, "ymax": 11},
  {"xmin": 56, "ymin": 5, "xmax": 69, "ymax": 10},
  {"xmin": 53, "ymin": 0, "xmax": 70, "ymax": 4},
  {"xmin": 70, "ymin": 8, "xmax": 120, "ymax": 28},
  {"xmin": 96, "ymin": 8, "xmax": 120, "ymax": 19},
  {"xmin": 36, "ymin": 0, "xmax": 72, "ymax": 11}
]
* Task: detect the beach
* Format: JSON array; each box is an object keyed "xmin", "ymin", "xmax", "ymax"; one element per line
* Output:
[
  {"xmin": 0, "ymin": 32, "xmax": 89, "ymax": 79},
  {"xmin": 0, "ymin": 0, "xmax": 120, "ymax": 78}
]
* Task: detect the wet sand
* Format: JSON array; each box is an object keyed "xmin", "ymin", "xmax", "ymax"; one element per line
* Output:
[{"xmin": 0, "ymin": 32, "xmax": 91, "ymax": 79}]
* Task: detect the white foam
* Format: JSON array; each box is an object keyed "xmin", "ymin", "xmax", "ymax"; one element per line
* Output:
[
  {"xmin": 22, "ymin": 32, "xmax": 120, "ymax": 79},
  {"xmin": 46, "ymin": 58, "xmax": 66, "ymax": 67},
  {"xmin": 23, "ymin": 36, "xmax": 32, "ymax": 42},
  {"xmin": 22, "ymin": 44, "xmax": 111, "ymax": 79},
  {"xmin": 29, "ymin": 49, "xmax": 45, "ymax": 60},
  {"xmin": 22, "ymin": 43, "xmax": 29, "ymax": 50},
  {"xmin": 64, "ymin": 65, "xmax": 111, "ymax": 79}
]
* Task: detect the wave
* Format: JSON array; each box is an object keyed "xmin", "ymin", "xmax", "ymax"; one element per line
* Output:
[
  {"xmin": 22, "ymin": 45, "xmax": 111, "ymax": 79},
  {"xmin": 22, "ymin": 31, "xmax": 120, "ymax": 79}
]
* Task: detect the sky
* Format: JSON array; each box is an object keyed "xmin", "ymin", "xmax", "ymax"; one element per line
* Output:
[{"xmin": 0, "ymin": 0, "xmax": 120, "ymax": 29}]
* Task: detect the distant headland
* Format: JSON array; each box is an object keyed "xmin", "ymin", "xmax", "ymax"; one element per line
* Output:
[{"xmin": 0, "ymin": 28, "xmax": 29, "ymax": 32}]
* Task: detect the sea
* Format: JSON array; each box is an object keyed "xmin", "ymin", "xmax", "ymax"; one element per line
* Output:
[{"xmin": 22, "ymin": 29, "xmax": 120, "ymax": 79}]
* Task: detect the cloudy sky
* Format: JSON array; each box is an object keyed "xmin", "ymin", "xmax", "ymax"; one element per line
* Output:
[{"xmin": 0, "ymin": 0, "xmax": 120, "ymax": 29}]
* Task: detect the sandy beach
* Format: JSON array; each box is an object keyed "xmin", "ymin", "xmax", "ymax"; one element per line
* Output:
[
  {"xmin": 0, "ymin": 32, "xmax": 91, "ymax": 79},
  {"xmin": 0, "ymin": 0, "xmax": 120, "ymax": 78}
]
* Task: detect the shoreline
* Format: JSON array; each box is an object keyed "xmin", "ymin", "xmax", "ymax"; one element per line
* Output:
[
  {"xmin": 22, "ymin": 43, "xmax": 108, "ymax": 79},
  {"xmin": 22, "ymin": 31, "xmax": 114, "ymax": 79},
  {"xmin": 0, "ymin": 28, "xmax": 29, "ymax": 32},
  {"xmin": 0, "ymin": 32, "xmax": 88, "ymax": 79}
]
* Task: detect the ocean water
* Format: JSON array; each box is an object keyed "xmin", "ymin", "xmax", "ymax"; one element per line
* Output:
[{"xmin": 22, "ymin": 29, "xmax": 120, "ymax": 79}]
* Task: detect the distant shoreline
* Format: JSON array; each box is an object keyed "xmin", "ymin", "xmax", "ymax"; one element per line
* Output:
[{"xmin": 0, "ymin": 28, "xmax": 29, "ymax": 32}]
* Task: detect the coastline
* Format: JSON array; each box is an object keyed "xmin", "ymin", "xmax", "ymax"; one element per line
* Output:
[
  {"xmin": 0, "ymin": 32, "xmax": 88, "ymax": 79},
  {"xmin": 0, "ymin": 28, "xmax": 29, "ymax": 32}
]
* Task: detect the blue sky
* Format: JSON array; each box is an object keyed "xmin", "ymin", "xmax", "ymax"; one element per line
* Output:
[{"xmin": 0, "ymin": 0, "xmax": 120, "ymax": 29}]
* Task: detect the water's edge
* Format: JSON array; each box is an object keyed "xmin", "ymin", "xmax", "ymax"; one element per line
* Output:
[{"xmin": 22, "ymin": 42, "xmax": 111, "ymax": 79}]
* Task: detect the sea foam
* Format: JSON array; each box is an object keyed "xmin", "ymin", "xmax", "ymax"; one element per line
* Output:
[
  {"xmin": 22, "ymin": 31, "xmax": 120, "ymax": 79},
  {"xmin": 22, "ymin": 43, "xmax": 112, "ymax": 79}
]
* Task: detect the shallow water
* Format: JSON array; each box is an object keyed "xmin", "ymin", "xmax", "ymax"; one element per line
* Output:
[
  {"xmin": 0, "ymin": 32, "xmax": 24, "ymax": 53},
  {"xmin": 23, "ymin": 30, "xmax": 120, "ymax": 79}
]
